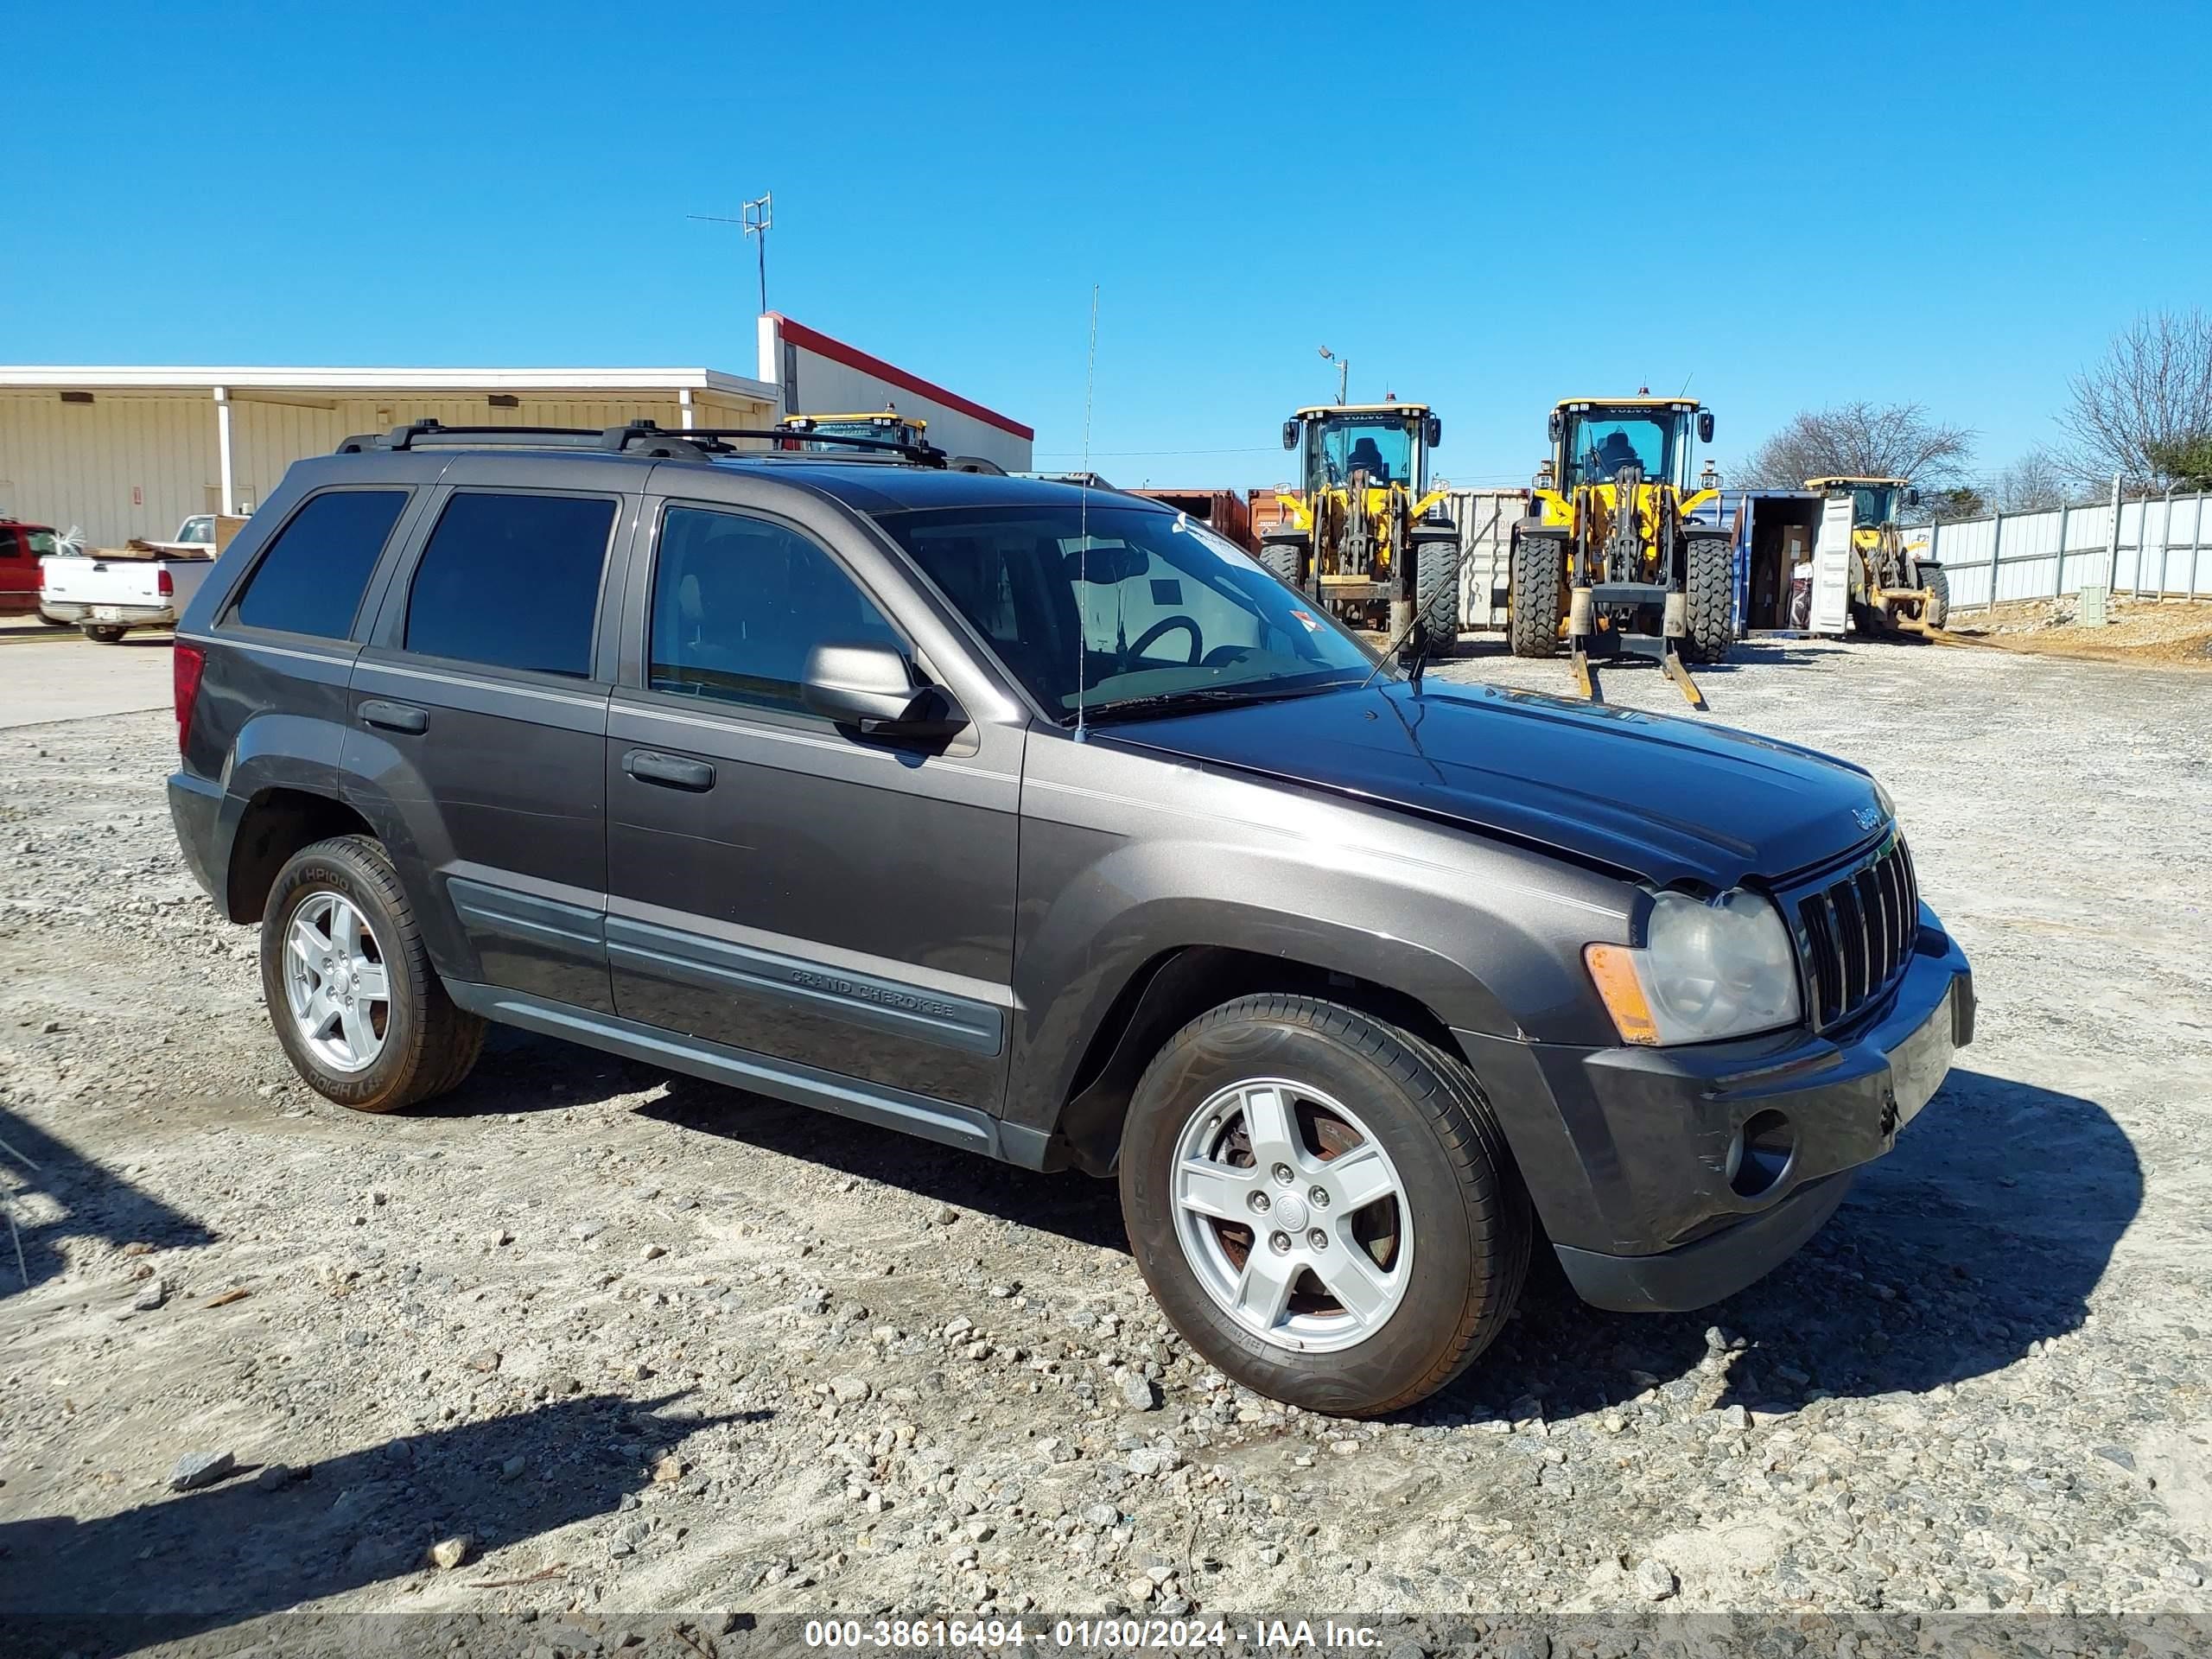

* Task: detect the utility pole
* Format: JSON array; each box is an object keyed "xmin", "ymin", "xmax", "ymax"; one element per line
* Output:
[
  {"xmin": 690, "ymin": 192, "xmax": 773, "ymax": 315},
  {"xmin": 1318, "ymin": 345, "xmax": 1348, "ymax": 405}
]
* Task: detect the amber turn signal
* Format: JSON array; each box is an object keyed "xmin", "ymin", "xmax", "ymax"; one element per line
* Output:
[{"xmin": 1583, "ymin": 943, "xmax": 1661, "ymax": 1046}]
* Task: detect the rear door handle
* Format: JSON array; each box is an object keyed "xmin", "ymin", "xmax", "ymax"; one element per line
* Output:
[
  {"xmin": 623, "ymin": 749, "xmax": 715, "ymax": 791},
  {"xmin": 359, "ymin": 699, "xmax": 428, "ymax": 734}
]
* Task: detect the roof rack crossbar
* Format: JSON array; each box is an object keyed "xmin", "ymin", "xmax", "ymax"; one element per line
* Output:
[
  {"xmin": 671, "ymin": 427, "xmax": 949, "ymax": 467},
  {"xmin": 332, "ymin": 418, "xmax": 961, "ymax": 469}
]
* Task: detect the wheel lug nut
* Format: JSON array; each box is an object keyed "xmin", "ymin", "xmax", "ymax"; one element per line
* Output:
[
  {"xmin": 1308, "ymin": 1185, "xmax": 1330, "ymax": 1209},
  {"xmin": 1308, "ymin": 1228, "xmax": 1328, "ymax": 1250},
  {"xmin": 1271, "ymin": 1163, "xmax": 1294, "ymax": 1185},
  {"xmin": 1268, "ymin": 1231, "xmax": 1291, "ymax": 1255},
  {"xmin": 1248, "ymin": 1191, "xmax": 1271, "ymax": 1214}
]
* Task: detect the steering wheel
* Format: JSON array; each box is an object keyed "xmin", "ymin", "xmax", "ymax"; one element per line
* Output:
[{"xmin": 1129, "ymin": 614, "xmax": 1203, "ymax": 665}]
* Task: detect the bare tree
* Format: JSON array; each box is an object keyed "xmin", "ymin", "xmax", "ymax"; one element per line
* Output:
[
  {"xmin": 1988, "ymin": 447, "xmax": 2070, "ymax": 512},
  {"xmin": 1741, "ymin": 402, "xmax": 1975, "ymax": 490},
  {"xmin": 2058, "ymin": 309, "xmax": 2212, "ymax": 490}
]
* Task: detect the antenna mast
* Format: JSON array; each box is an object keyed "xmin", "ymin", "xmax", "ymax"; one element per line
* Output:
[{"xmin": 689, "ymin": 191, "xmax": 774, "ymax": 315}]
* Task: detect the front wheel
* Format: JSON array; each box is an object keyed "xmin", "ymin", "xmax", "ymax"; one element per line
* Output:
[
  {"xmin": 1509, "ymin": 532, "xmax": 1564, "ymax": 658},
  {"xmin": 1259, "ymin": 534, "xmax": 1308, "ymax": 590},
  {"xmin": 1119, "ymin": 995, "xmax": 1529, "ymax": 1417},
  {"xmin": 1680, "ymin": 535, "xmax": 1733, "ymax": 664},
  {"xmin": 1414, "ymin": 537, "xmax": 1461, "ymax": 656},
  {"xmin": 1918, "ymin": 565, "xmax": 1950, "ymax": 630},
  {"xmin": 259, "ymin": 835, "xmax": 486, "ymax": 1112}
]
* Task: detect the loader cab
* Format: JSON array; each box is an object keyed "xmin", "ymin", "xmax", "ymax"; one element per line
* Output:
[
  {"xmin": 1283, "ymin": 404, "xmax": 1442, "ymax": 495},
  {"xmin": 1807, "ymin": 476, "xmax": 1915, "ymax": 530},
  {"xmin": 778, "ymin": 408, "xmax": 930, "ymax": 454},
  {"xmin": 1549, "ymin": 398, "xmax": 1711, "ymax": 493}
]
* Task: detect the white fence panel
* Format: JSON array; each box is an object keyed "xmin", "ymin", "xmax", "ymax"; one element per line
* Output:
[{"xmin": 1918, "ymin": 487, "xmax": 2209, "ymax": 608}]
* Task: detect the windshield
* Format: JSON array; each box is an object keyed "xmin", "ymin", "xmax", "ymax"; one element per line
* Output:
[
  {"xmin": 1309, "ymin": 416, "xmax": 1415, "ymax": 488},
  {"xmin": 791, "ymin": 418, "xmax": 919, "ymax": 453},
  {"xmin": 873, "ymin": 503, "xmax": 1380, "ymax": 723},
  {"xmin": 1849, "ymin": 486, "xmax": 1898, "ymax": 528},
  {"xmin": 1561, "ymin": 412, "xmax": 1686, "ymax": 488}
]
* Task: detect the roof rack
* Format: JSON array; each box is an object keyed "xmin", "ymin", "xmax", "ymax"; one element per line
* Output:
[{"xmin": 334, "ymin": 417, "xmax": 954, "ymax": 467}]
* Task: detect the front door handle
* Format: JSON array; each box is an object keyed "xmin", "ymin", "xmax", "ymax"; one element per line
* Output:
[
  {"xmin": 623, "ymin": 749, "xmax": 715, "ymax": 791},
  {"xmin": 359, "ymin": 699, "xmax": 428, "ymax": 734}
]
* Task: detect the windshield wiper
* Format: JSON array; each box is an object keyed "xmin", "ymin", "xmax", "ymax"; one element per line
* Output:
[{"xmin": 1078, "ymin": 679, "xmax": 1357, "ymax": 726}]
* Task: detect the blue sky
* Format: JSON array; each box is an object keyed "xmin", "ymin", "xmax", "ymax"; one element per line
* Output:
[{"xmin": 7, "ymin": 2, "xmax": 2205, "ymax": 490}]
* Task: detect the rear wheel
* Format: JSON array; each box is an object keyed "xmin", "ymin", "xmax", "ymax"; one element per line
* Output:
[
  {"xmin": 1414, "ymin": 537, "xmax": 1461, "ymax": 656},
  {"xmin": 259, "ymin": 835, "xmax": 486, "ymax": 1113},
  {"xmin": 1509, "ymin": 532, "xmax": 1564, "ymax": 658},
  {"xmin": 1119, "ymin": 995, "xmax": 1529, "ymax": 1417},
  {"xmin": 81, "ymin": 624, "xmax": 126, "ymax": 644},
  {"xmin": 1259, "ymin": 534, "xmax": 1308, "ymax": 590},
  {"xmin": 1918, "ymin": 565, "xmax": 1950, "ymax": 630},
  {"xmin": 1680, "ymin": 535, "xmax": 1733, "ymax": 664}
]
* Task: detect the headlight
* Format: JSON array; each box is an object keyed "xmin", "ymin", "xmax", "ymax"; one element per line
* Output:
[{"xmin": 1585, "ymin": 888, "xmax": 1802, "ymax": 1046}]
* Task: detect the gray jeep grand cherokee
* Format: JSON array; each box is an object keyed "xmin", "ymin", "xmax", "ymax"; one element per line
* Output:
[{"xmin": 167, "ymin": 420, "xmax": 1973, "ymax": 1416}]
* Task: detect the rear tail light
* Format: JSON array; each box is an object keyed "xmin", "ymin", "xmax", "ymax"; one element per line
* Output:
[
  {"xmin": 35, "ymin": 561, "xmax": 47, "ymax": 592},
  {"xmin": 157, "ymin": 567, "xmax": 175, "ymax": 597},
  {"xmin": 173, "ymin": 643, "xmax": 206, "ymax": 753}
]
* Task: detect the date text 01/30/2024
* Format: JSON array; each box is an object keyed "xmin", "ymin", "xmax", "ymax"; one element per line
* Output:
[{"xmin": 803, "ymin": 1617, "xmax": 1386, "ymax": 1649}]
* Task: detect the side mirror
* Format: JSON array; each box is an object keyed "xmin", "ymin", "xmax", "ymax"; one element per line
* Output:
[
  {"xmin": 800, "ymin": 640, "xmax": 964, "ymax": 738},
  {"xmin": 1697, "ymin": 410, "xmax": 1715, "ymax": 444},
  {"xmin": 1548, "ymin": 410, "xmax": 1565, "ymax": 443},
  {"xmin": 1424, "ymin": 414, "xmax": 1443, "ymax": 448},
  {"xmin": 1904, "ymin": 486, "xmax": 1923, "ymax": 507},
  {"xmin": 1281, "ymin": 419, "xmax": 1300, "ymax": 452}
]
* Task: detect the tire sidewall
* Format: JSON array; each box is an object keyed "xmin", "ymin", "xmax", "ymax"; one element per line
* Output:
[
  {"xmin": 259, "ymin": 842, "xmax": 425, "ymax": 1109},
  {"xmin": 1122, "ymin": 1016, "xmax": 1486, "ymax": 1415}
]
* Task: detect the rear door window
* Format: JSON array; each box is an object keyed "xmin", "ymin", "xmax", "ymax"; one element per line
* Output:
[
  {"xmin": 404, "ymin": 492, "xmax": 616, "ymax": 677},
  {"xmin": 232, "ymin": 490, "xmax": 410, "ymax": 639}
]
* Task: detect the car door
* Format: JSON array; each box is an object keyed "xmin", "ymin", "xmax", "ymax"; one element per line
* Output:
[
  {"xmin": 0, "ymin": 527, "xmax": 32, "ymax": 611},
  {"xmin": 603, "ymin": 488, "xmax": 1023, "ymax": 1114},
  {"xmin": 346, "ymin": 459, "xmax": 633, "ymax": 1014}
]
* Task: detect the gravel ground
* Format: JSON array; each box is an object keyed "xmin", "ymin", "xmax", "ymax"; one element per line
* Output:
[{"xmin": 1, "ymin": 635, "xmax": 2209, "ymax": 1656}]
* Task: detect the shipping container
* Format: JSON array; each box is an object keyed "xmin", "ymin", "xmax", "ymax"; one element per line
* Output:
[{"xmin": 1127, "ymin": 488, "xmax": 1255, "ymax": 552}]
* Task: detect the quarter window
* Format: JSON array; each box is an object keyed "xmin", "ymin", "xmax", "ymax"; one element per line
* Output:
[
  {"xmin": 405, "ymin": 492, "xmax": 615, "ymax": 677},
  {"xmin": 648, "ymin": 505, "xmax": 899, "ymax": 715},
  {"xmin": 232, "ymin": 489, "xmax": 409, "ymax": 639}
]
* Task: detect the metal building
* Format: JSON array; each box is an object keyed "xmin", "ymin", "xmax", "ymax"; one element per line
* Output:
[{"xmin": 1, "ymin": 329, "xmax": 1033, "ymax": 549}]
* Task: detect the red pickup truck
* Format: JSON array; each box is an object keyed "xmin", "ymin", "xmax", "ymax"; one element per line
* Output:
[{"xmin": 0, "ymin": 519, "xmax": 61, "ymax": 620}]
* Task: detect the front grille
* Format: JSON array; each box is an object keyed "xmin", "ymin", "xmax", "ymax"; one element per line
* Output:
[{"xmin": 1794, "ymin": 834, "xmax": 1919, "ymax": 1029}]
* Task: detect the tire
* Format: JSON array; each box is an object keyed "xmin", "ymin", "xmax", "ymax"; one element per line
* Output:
[
  {"xmin": 1259, "ymin": 535, "xmax": 1307, "ymax": 590},
  {"xmin": 1919, "ymin": 565, "xmax": 1950, "ymax": 630},
  {"xmin": 258, "ymin": 834, "xmax": 486, "ymax": 1113},
  {"xmin": 1509, "ymin": 532, "xmax": 1564, "ymax": 658},
  {"xmin": 1680, "ymin": 535, "xmax": 1733, "ymax": 664},
  {"xmin": 1119, "ymin": 995, "xmax": 1529, "ymax": 1417},
  {"xmin": 81, "ymin": 624, "xmax": 126, "ymax": 644},
  {"xmin": 1414, "ymin": 537, "xmax": 1461, "ymax": 656}
]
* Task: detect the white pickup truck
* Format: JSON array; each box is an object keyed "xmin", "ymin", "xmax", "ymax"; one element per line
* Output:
[{"xmin": 39, "ymin": 516, "xmax": 219, "ymax": 642}]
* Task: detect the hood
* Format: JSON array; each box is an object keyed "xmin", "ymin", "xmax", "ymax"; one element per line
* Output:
[{"xmin": 1109, "ymin": 680, "xmax": 1887, "ymax": 890}]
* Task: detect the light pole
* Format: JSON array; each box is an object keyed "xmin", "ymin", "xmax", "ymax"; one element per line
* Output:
[{"xmin": 1319, "ymin": 346, "xmax": 1349, "ymax": 406}]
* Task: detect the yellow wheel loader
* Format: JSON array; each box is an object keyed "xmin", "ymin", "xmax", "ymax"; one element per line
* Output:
[
  {"xmin": 1804, "ymin": 475, "xmax": 1949, "ymax": 632},
  {"xmin": 1259, "ymin": 403, "xmax": 1462, "ymax": 656},
  {"xmin": 1509, "ymin": 396, "xmax": 1730, "ymax": 706},
  {"xmin": 778, "ymin": 407, "xmax": 931, "ymax": 452}
]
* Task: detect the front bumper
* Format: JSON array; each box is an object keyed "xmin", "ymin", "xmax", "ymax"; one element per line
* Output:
[{"xmin": 1459, "ymin": 906, "xmax": 1973, "ymax": 1313}]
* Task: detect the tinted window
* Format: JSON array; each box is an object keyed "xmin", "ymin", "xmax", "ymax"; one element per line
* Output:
[
  {"xmin": 232, "ymin": 490, "xmax": 409, "ymax": 639},
  {"xmin": 405, "ymin": 492, "xmax": 615, "ymax": 677},
  {"xmin": 874, "ymin": 504, "xmax": 1373, "ymax": 722},
  {"xmin": 649, "ymin": 505, "xmax": 898, "ymax": 715}
]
